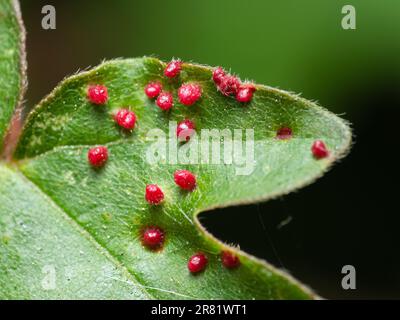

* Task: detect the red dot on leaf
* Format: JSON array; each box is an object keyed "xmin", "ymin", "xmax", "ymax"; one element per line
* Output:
[
  {"xmin": 88, "ymin": 146, "xmax": 108, "ymax": 167},
  {"xmin": 276, "ymin": 127, "xmax": 293, "ymax": 140},
  {"xmin": 87, "ymin": 84, "xmax": 108, "ymax": 105},
  {"xmin": 174, "ymin": 169, "xmax": 196, "ymax": 191},
  {"xmin": 144, "ymin": 82, "xmax": 162, "ymax": 99},
  {"xmin": 164, "ymin": 60, "xmax": 182, "ymax": 78},
  {"xmin": 217, "ymin": 75, "xmax": 241, "ymax": 96},
  {"xmin": 114, "ymin": 109, "xmax": 137, "ymax": 130},
  {"xmin": 311, "ymin": 140, "xmax": 329, "ymax": 159},
  {"xmin": 156, "ymin": 92, "xmax": 174, "ymax": 110},
  {"xmin": 236, "ymin": 84, "xmax": 256, "ymax": 103},
  {"xmin": 212, "ymin": 67, "xmax": 226, "ymax": 85},
  {"xmin": 178, "ymin": 83, "xmax": 202, "ymax": 106},
  {"xmin": 221, "ymin": 250, "xmax": 240, "ymax": 269},
  {"xmin": 188, "ymin": 252, "xmax": 208, "ymax": 273},
  {"xmin": 177, "ymin": 119, "xmax": 196, "ymax": 142},
  {"xmin": 142, "ymin": 227, "xmax": 165, "ymax": 249},
  {"xmin": 145, "ymin": 184, "xmax": 165, "ymax": 205}
]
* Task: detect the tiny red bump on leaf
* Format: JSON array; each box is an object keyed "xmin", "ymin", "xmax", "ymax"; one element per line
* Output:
[
  {"xmin": 156, "ymin": 92, "xmax": 174, "ymax": 110},
  {"xmin": 145, "ymin": 184, "xmax": 165, "ymax": 205},
  {"xmin": 174, "ymin": 169, "xmax": 196, "ymax": 191},
  {"xmin": 221, "ymin": 250, "xmax": 240, "ymax": 269},
  {"xmin": 212, "ymin": 67, "xmax": 226, "ymax": 85},
  {"xmin": 114, "ymin": 109, "xmax": 137, "ymax": 130},
  {"xmin": 177, "ymin": 119, "xmax": 195, "ymax": 142},
  {"xmin": 311, "ymin": 140, "xmax": 329, "ymax": 159},
  {"xmin": 188, "ymin": 252, "xmax": 208, "ymax": 273},
  {"xmin": 276, "ymin": 127, "xmax": 293, "ymax": 140},
  {"xmin": 144, "ymin": 82, "xmax": 162, "ymax": 99},
  {"xmin": 142, "ymin": 227, "xmax": 165, "ymax": 249},
  {"xmin": 87, "ymin": 84, "xmax": 108, "ymax": 105},
  {"xmin": 164, "ymin": 60, "xmax": 182, "ymax": 78},
  {"xmin": 178, "ymin": 83, "xmax": 202, "ymax": 106},
  {"xmin": 88, "ymin": 146, "xmax": 108, "ymax": 167},
  {"xmin": 236, "ymin": 84, "xmax": 256, "ymax": 103},
  {"xmin": 217, "ymin": 75, "xmax": 241, "ymax": 96}
]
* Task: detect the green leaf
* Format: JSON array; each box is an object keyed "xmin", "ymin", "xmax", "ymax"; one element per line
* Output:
[
  {"xmin": 1, "ymin": 57, "xmax": 351, "ymax": 299},
  {"xmin": 0, "ymin": 0, "xmax": 26, "ymax": 153},
  {"xmin": 0, "ymin": 164, "xmax": 148, "ymax": 299}
]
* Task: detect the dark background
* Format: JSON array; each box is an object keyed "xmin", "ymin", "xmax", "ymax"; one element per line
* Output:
[{"xmin": 20, "ymin": 0, "xmax": 400, "ymax": 299}]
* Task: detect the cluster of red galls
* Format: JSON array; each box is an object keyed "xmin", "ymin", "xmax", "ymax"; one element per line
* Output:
[
  {"xmin": 140, "ymin": 226, "xmax": 240, "ymax": 272},
  {"xmin": 144, "ymin": 61, "xmax": 256, "ymax": 108},
  {"xmin": 212, "ymin": 66, "xmax": 256, "ymax": 103},
  {"xmin": 142, "ymin": 172, "xmax": 239, "ymax": 273},
  {"xmin": 85, "ymin": 60, "xmax": 330, "ymax": 274},
  {"xmin": 86, "ymin": 73, "xmax": 240, "ymax": 273},
  {"xmin": 144, "ymin": 60, "xmax": 202, "ymax": 111},
  {"xmin": 87, "ymin": 146, "xmax": 238, "ymax": 272},
  {"xmin": 87, "ymin": 84, "xmax": 137, "ymax": 131}
]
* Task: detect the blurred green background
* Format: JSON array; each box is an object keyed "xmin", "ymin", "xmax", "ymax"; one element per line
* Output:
[{"xmin": 21, "ymin": 0, "xmax": 400, "ymax": 299}]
